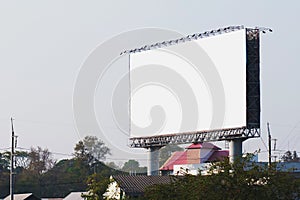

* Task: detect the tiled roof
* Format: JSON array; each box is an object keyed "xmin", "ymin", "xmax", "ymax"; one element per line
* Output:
[
  {"xmin": 186, "ymin": 143, "xmax": 202, "ymax": 149},
  {"xmin": 4, "ymin": 193, "xmax": 40, "ymax": 200},
  {"xmin": 186, "ymin": 142, "xmax": 221, "ymax": 150},
  {"xmin": 160, "ymin": 151, "xmax": 187, "ymax": 171},
  {"xmin": 112, "ymin": 175, "xmax": 175, "ymax": 196},
  {"xmin": 207, "ymin": 150, "xmax": 229, "ymax": 162},
  {"xmin": 160, "ymin": 143, "xmax": 225, "ymax": 171}
]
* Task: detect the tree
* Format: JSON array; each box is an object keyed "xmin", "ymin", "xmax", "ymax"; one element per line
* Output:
[
  {"xmin": 74, "ymin": 136, "xmax": 111, "ymax": 164},
  {"xmin": 28, "ymin": 146, "xmax": 55, "ymax": 175},
  {"xmin": 292, "ymin": 151, "xmax": 300, "ymax": 162},
  {"xmin": 10, "ymin": 147, "xmax": 56, "ymax": 197},
  {"xmin": 159, "ymin": 144, "xmax": 183, "ymax": 167},
  {"xmin": 145, "ymin": 155, "xmax": 300, "ymax": 200},
  {"xmin": 0, "ymin": 152, "xmax": 10, "ymax": 172},
  {"xmin": 38, "ymin": 158, "xmax": 90, "ymax": 197},
  {"xmin": 281, "ymin": 150, "xmax": 300, "ymax": 162},
  {"xmin": 0, "ymin": 152, "xmax": 10, "ymax": 198},
  {"xmin": 15, "ymin": 151, "xmax": 30, "ymax": 173},
  {"xmin": 82, "ymin": 173, "xmax": 110, "ymax": 200},
  {"xmin": 0, "ymin": 150, "xmax": 29, "ymax": 173},
  {"xmin": 282, "ymin": 150, "xmax": 293, "ymax": 162},
  {"xmin": 83, "ymin": 162, "xmax": 125, "ymax": 200},
  {"xmin": 122, "ymin": 160, "xmax": 147, "ymax": 174},
  {"xmin": 74, "ymin": 140, "xmax": 92, "ymax": 163}
]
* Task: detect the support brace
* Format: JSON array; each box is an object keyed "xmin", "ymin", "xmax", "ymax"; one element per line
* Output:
[{"xmin": 147, "ymin": 146, "xmax": 161, "ymax": 176}]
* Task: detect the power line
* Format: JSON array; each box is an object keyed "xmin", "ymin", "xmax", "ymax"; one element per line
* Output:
[
  {"xmin": 260, "ymin": 136, "xmax": 268, "ymax": 151},
  {"xmin": 15, "ymin": 147, "xmax": 73, "ymax": 157},
  {"xmin": 0, "ymin": 147, "xmax": 10, "ymax": 151},
  {"xmin": 279, "ymin": 120, "xmax": 300, "ymax": 150},
  {"xmin": 15, "ymin": 119, "xmax": 74, "ymax": 127}
]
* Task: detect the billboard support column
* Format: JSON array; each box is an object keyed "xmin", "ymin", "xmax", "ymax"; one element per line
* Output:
[
  {"xmin": 229, "ymin": 138, "xmax": 244, "ymax": 163},
  {"xmin": 147, "ymin": 146, "xmax": 161, "ymax": 176}
]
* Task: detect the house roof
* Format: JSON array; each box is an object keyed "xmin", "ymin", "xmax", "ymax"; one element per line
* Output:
[
  {"xmin": 112, "ymin": 175, "xmax": 175, "ymax": 196},
  {"xmin": 160, "ymin": 151, "xmax": 187, "ymax": 171},
  {"xmin": 160, "ymin": 143, "xmax": 226, "ymax": 171},
  {"xmin": 206, "ymin": 150, "xmax": 229, "ymax": 162},
  {"xmin": 186, "ymin": 143, "xmax": 221, "ymax": 150},
  {"xmin": 4, "ymin": 193, "xmax": 40, "ymax": 200},
  {"xmin": 63, "ymin": 192, "xmax": 88, "ymax": 200}
]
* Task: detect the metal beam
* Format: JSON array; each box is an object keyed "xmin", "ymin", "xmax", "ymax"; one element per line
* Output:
[
  {"xmin": 130, "ymin": 127, "xmax": 260, "ymax": 148},
  {"xmin": 121, "ymin": 26, "xmax": 271, "ymax": 55}
]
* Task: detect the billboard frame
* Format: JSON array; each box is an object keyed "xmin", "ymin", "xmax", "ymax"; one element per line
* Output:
[{"xmin": 125, "ymin": 26, "xmax": 271, "ymax": 148}]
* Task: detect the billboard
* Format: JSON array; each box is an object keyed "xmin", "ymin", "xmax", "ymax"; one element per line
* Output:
[{"xmin": 129, "ymin": 29, "xmax": 259, "ymax": 138}]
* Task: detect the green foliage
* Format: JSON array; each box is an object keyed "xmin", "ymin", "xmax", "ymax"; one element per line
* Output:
[
  {"xmin": 15, "ymin": 150, "xmax": 30, "ymax": 171},
  {"xmin": 122, "ymin": 160, "xmax": 147, "ymax": 174},
  {"xmin": 0, "ymin": 152, "xmax": 9, "ymax": 198},
  {"xmin": 0, "ymin": 152, "xmax": 10, "ymax": 172},
  {"xmin": 281, "ymin": 150, "xmax": 300, "ymax": 162},
  {"xmin": 83, "ymin": 174, "xmax": 110, "ymax": 200},
  {"xmin": 0, "ymin": 151, "xmax": 31, "ymax": 197},
  {"xmin": 14, "ymin": 147, "xmax": 57, "ymax": 197},
  {"xmin": 84, "ymin": 136, "xmax": 111, "ymax": 161},
  {"xmin": 28, "ymin": 146, "xmax": 55, "ymax": 175},
  {"xmin": 145, "ymin": 155, "xmax": 300, "ymax": 200},
  {"xmin": 74, "ymin": 136, "xmax": 111, "ymax": 165},
  {"xmin": 83, "ymin": 162, "xmax": 126, "ymax": 199},
  {"xmin": 38, "ymin": 158, "xmax": 90, "ymax": 197},
  {"xmin": 0, "ymin": 136, "xmax": 113, "ymax": 198}
]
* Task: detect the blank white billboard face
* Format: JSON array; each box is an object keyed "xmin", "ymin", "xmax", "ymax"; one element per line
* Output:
[{"xmin": 129, "ymin": 30, "xmax": 246, "ymax": 137}]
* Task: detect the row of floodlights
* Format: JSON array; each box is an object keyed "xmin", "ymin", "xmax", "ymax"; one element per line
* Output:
[{"xmin": 120, "ymin": 25, "xmax": 272, "ymax": 55}]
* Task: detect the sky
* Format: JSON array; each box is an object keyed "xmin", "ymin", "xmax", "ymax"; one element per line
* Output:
[{"xmin": 0, "ymin": 1, "xmax": 300, "ymax": 166}]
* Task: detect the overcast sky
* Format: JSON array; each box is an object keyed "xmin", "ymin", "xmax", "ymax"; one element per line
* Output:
[{"xmin": 0, "ymin": 1, "xmax": 300, "ymax": 165}]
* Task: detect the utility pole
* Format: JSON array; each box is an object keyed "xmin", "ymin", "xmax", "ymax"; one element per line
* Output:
[
  {"xmin": 272, "ymin": 138, "xmax": 277, "ymax": 151},
  {"xmin": 267, "ymin": 122, "xmax": 271, "ymax": 167},
  {"xmin": 10, "ymin": 117, "xmax": 15, "ymax": 200}
]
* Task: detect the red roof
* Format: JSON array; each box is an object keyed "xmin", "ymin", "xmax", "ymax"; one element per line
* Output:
[
  {"xmin": 186, "ymin": 143, "xmax": 202, "ymax": 149},
  {"xmin": 186, "ymin": 142, "xmax": 221, "ymax": 150},
  {"xmin": 160, "ymin": 143, "xmax": 227, "ymax": 171},
  {"xmin": 207, "ymin": 150, "xmax": 229, "ymax": 162},
  {"xmin": 160, "ymin": 151, "xmax": 187, "ymax": 171}
]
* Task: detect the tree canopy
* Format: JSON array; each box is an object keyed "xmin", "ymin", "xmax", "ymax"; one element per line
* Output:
[
  {"xmin": 74, "ymin": 136, "xmax": 111, "ymax": 165},
  {"xmin": 121, "ymin": 159, "xmax": 147, "ymax": 175},
  {"xmin": 281, "ymin": 150, "xmax": 300, "ymax": 162},
  {"xmin": 145, "ymin": 155, "xmax": 300, "ymax": 200},
  {"xmin": 0, "ymin": 135, "xmax": 115, "ymax": 198}
]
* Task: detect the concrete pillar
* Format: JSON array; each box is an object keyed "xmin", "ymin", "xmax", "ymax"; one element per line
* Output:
[
  {"xmin": 229, "ymin": 138, "xmax": 243, "ymax": 163},
  {"xmin": 147, "ymin": 146, "xmax": 161, "ymax": 176}
]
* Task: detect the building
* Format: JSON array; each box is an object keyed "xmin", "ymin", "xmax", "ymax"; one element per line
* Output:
[
  {"xmin": 160, "ymin": 143, "xmax": 229, "ymax": 175},
  {"xmin": 63, "ymin": 192, "xmax": 87, "ymax": 200},
  {"xmin": 103, "ymin": 175, "xmax": 176, "ymax": 199},
  {"xmin": 4, "ymin": 193, "xmax": 40, "ymax": 200}
]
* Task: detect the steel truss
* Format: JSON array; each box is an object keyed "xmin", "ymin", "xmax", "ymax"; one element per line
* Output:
[
  {"xmin": 246, "ymin": 28, "xmax": 260, "ymax": 129},
  {"xmin": 121, "ymin": 26, "xmax": 271, "ymax": 55},
  {"xmin": 130, "ymin": 127, "xmax": 260, "ymax": 148}
]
